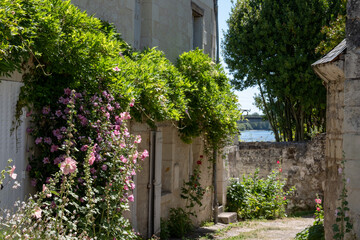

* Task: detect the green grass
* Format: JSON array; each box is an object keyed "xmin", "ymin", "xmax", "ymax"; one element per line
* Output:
[{"xmin": 221, "ymin": 227, "xmax": 283, "ymax": 240}]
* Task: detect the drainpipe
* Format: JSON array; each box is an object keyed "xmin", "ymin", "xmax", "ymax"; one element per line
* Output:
[
  {"xmin": 147, "ymin": 131, "xmax": 162, "ymax": 238},
  {"xmin": 213, "ymin": 0, "xmax": 220, "ymax": 224},
  {"xmin": 147, "ymin": 131, "xmax": 156, "ymax": 238},
  {"xmin": 215, "ymin": 0, "xmax": 219, "ymax": 64}
]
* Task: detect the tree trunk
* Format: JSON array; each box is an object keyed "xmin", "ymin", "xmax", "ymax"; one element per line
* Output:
[{"xmin": 257, "ymin": 81, "xmax": 280, "ymax": 141}]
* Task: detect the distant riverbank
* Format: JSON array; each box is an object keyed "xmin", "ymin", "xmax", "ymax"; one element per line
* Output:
[{"xmin": 239, "ymin": 130, "xmax": 275, "ymax": 142}]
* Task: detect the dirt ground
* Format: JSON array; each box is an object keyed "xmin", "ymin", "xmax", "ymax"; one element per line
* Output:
[{"xmin": 174, "ymin": 217, "xmax": 314, "ymax": 240}]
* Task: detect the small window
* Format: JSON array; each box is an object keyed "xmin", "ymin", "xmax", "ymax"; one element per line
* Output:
[{"xmin": 192, "ymin": 2, "xmax": 204, "ymax": 49}]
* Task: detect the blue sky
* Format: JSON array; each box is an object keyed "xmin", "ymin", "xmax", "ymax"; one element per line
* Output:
[{"xmin": 218, "ymin": 1, "xmax": 262, "ymax": 114}]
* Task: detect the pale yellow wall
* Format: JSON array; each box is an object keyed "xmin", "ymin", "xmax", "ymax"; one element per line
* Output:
[
  {"xmin": 141, "ymin": 0, "xmax": 215, "ymax": 61},
  {"xmin": 70, "ymin": 0, "xmax": 137, "ymax": 46},
  {"xmin": 70, "ymin": 0, "xmax": 216, "ymax": 61},
  {"xmin": 129, "ymin": 121, "xmax": 223, "ymax": 237}
]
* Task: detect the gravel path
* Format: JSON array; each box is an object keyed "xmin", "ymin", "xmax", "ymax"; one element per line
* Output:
[{"xmin": 176, "ymin": 217, "xmax": 314, "ymax": 240}]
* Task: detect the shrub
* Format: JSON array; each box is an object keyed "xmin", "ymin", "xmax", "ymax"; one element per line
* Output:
[
  {"xmin": 227, "ymin": 168, "xmax": 295, "ymax": 220},
  {"xmin": 167, "ymin": 208, "xmax": 193, "ymax": 238}
]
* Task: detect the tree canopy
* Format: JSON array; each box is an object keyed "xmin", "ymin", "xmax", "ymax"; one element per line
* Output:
[{"xmin": 223, "ymin": 0, "xmax": 343, "ymax": 141}]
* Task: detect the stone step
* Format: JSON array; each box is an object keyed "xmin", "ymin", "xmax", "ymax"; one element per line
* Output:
[{"xmin": 218, "ymin": 212, "xmax": 237, "ymax": 224}]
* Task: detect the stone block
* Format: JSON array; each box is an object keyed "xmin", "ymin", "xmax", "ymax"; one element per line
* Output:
[
  {"xmin": 345, "ymin": 52, "xmax": 360, "ymax": 79},
  {"xmin": 344, "ymin": 106, "xmax": 360, "ymax": 133},
  {"xmin": 218, "ymin": 212, "xmax": 237, "ymax": 224},
  {"xmin": 343, "ymin": 134, "xmax": 360, "ymax": 160}
]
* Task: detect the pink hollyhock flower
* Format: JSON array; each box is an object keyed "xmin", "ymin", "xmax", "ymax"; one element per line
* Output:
[
  {"xmin": 316, "ymin": 207, "xmax": 321, "ymax": 211},
  {"xmin": 55, "ymin": 110, "xmax": 62, "ymax": 117},
  {"xmin": 107, "ymin": 104, "xmax": 114, "ymax": 111},
  {"xmin": 81, "ymin": 145, "xmax": 88, "ymax": 151},
  {"xmin": 42, "ymin": 184, "xmax": 51, "ymax": 198},
  {"xmin": 131, "ymin": 169, "xmax": 136, "ymax": 176},
  {"xmin": 124, "ymin": 129, "xmax": 130, "ymax": 138},
  {"xmin": 113, "ymin": 66, "xmax": 121, "ymax": 72},
  {"xmin": 9, "ymin": 165, "xmax": 17, "ymax": 179},
  {"xmin": 35, "ymin": 137, "xmax": 43, "ymax": 145},
  {"xmin": 33, "ymin": 207, "xmax": 42, "ymax": 219},
  {"xmin": 44, "ymin": 137, "xmax": 52, "ymax": 145},
  {"xmin": 141, "ymin": 150, "xmax": 149, "ymax": 160},
  {"xmin": 64, "ymin": 88, "xmax": 72, "ymax": 95},
  {"xmin": 277, "ymin": 160, "xmax": 280, "ymax": 164},
  {"xmin": 42, "ymin": 106, "xmax": 50, "ymax": 115},
  {"xmin": 315, "ymin": 198, "xmax": 322, "ymax": 204},
  {"xmin": 26, "ymin": 164, "xmax": 31, "ymax": 172},
  {"xmin": 283, "ymin": 196, "xmax": 286, "ymax": 200},
  {"xmin": 132, "ymin": 151, "xmax": 139, "ymax": 163},
  {"xmin": 129, "ymin": 98, "xmax": 135, "ymax": 107},
  {"xmin": 60, "ymin": 157, "xmax": 77, "ymax": 175},
  {"xmin": 50, "ymin": 145, "xmax": 59, "ymax": 152},
  {"xmin": 89, "ymin": 151, "xmax": 96, "ymax": 166},
  {"xmin": 134, "ymin": 135, "xmax": 142, "ymax": 144},
  {"xmin": 131, "ymin": 182, "xmax": 136, "ymax": 190},
  {"xmin": 43, "ymin": 157, "xmax": 50, "ymax": 164},
  {"xmin": 124, "ymin": 185, "xmax": 129, "ymax": 190},
  {"xmin": 120, "ymin": 155, "xmax": 127, "ymax": 163},
  {"xmin": 128, "ymin": 194, "xmax": 134, "ymax": 202},
  {"xmin": 26, "ymin": 110, "xmax": 32, "ymax": 117},
  {"xmin": 46, "ymin": 177, "xmax": 51, "ymax": 184},
  {"xmin": 54, "ymin": 157, "xmax": 62, "ymax": 165},
  {"xmin": 120, "ymin": 112, "xmax": 131, "ymax": 120},
  {"xmin": 279, "ymin": 168, "xmax": 282, "ymax": 172},
  {"xmin": 31, "ymin": 179, "xmax": 37, "ymax": 187},
  {"xmin": 101, "ymin": 164, "xmax": 108, "ymax": 171}
]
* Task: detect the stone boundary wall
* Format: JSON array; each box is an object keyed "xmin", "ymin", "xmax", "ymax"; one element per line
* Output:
[{"xmin": 226, "ymin": 134, "xmax": 326, "ymax": 212}]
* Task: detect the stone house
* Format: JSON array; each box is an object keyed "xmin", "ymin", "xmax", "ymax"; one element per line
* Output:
[
  {"xmin": 312, "ymin": 9, "xmax": 360, "ymax": 234},
  {"xmin": 0, "ymin": 0, "xmax": 228, "ymax": 238}
]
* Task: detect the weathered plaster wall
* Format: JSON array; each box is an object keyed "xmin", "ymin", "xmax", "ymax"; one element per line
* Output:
[{"xmin": 227, "ymin": 135, "xmax": 326, "ymax": 211}]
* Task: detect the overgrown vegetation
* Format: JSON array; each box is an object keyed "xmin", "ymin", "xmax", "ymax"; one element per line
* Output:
[
  {"xmin": 227, "ymin": 167, "xmax": 295, "ymax": 220},
  {"xmin": 0, "ymin": 0, "xmax": 239, "ymax": 238}
]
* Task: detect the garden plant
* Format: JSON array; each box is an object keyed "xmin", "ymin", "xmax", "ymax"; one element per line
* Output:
[{"xmin": 227, "ymin": 162, "xmax": 295, "ymax": 220}]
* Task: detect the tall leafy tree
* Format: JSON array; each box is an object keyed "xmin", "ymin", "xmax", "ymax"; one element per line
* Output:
[{"xmin": 223, "ymin": 0, "xmax": 341, "ymax": 141}]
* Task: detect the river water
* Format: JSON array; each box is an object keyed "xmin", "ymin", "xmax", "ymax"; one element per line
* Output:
[{"xmin": 239, "ymin": 130, "xmax": 275, "ymax": 142}]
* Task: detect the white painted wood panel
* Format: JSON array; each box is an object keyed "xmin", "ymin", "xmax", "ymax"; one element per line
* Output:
[{"xmin": 0, "ymin": 79, "xmax": 32, "ymax": 210}]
